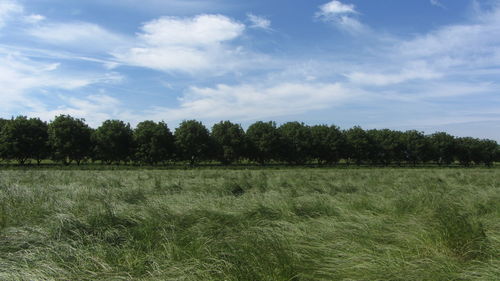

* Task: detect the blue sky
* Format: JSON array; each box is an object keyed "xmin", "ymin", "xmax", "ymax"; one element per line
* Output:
[{"xmin": 1, "ymin": 0, "xmax": 500, "ymax": 140}]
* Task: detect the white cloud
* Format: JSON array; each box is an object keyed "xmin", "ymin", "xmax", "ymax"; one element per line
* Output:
[
  {"xmin": 348, "ymin": 61, "xmax": 443, "ymax": 86},
  {"xmin": 0, "ymin": 53, "xmax": 84, "ymax": 112},
  {"xmin": 316, "ymin": 0, "xmax": 365, "ymax": 33},
  {"xmin": 29, "ymin": 94, "xmax": 124, "ymax": 127},
  {"xmin": 146, "ymin": 82, "xmax": 357, "ymax": 122},
  {"xmin": 0, "ymin": 0, "xmax": 23, "ymax": 28},
  {"xmin": 27, "ymin": 22, "xmax": 130, "ymax": 53},
  {"xmin": 24, "ymin": 14, "xmax": 45, "ymax": 24},
  {"xmin": 430, "ymin": 0, "xmax": 445, "ymax": 9},
  {"xmin": 139, "ymin": 15, "xmax": 244, "ymax": 46},
  {"xmin": 247, "ymin": 13, "xmax": 272, "ymax": 30},
  {"xmin": 0, "ymin": 50, "xmax": 124, "ymax": 118},
  {"xmin": 114, "ymin": 14, "xmax": 257, "ymax": 73},
  {"xmin": 397, "ymin": 5, "xmax": 500, "ymax": 64},
  {"xmin": 346, "ymin": 4, "xmax": 500, "ymax": 87},
  {"xmin": 317, "ymin": 0, "xmax": 356, "ymax": 15}
]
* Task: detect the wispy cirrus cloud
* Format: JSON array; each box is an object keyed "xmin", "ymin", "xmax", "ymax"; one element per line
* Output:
[
  {"xmin": 315, "ymin": 0, "xmax": 366, "ymax": 33},
  {"xmin": 346, "ymin": 3, "xmax": 500, "ymax": 88},
  {"xmin": 247, "ymin": 13, "xmax": 272, "ymax": 30},
  {"xmin": 27, "ymin": 22, "xmax": 131, "ymax": 53},
  {"xmin": 430, "ymin": 0, "xmax": 446, "ymax": 9},
  {"xmin": 28, "ymin": 94, "xmax": 126, "ymax": 127},
  {"xmin": 143, "ymin": 82, "xmax": 358, "ymax": 123},
  {"xmin": 0, "ymin": 0, "xmax": 23, "ymax": 28}
]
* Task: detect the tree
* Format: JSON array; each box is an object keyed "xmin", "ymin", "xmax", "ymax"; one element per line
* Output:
[
  {"xmin": 174, "ymin": 120, "xmax": 212, "ymax": 165},
  {"xmin": 345, "ymin": 126, "xmax": 372, "ymax": 165},
  {"xmin": 429, "ymin": 132, "xmax": 456, "ymax": 165},
  {"xmin": 0, "ymin": 118, "xmax": 9, "ymax": 131},
  {"xmin": 48, "ymin": 115, "xmax": 92, "ymax": 165},
  {"xmin": 402, "ymin": 130, "xmax": 431, "ymax": 166},
  {"xmin": 367, "ymin": 129, "xmax": 404, "ymax": 166},
  {"xmin": 455, "ymin": 137, "xmax": 476, "ymax": 166},
  {"xmin": 0, "ymin": 116, "xmax": 49, "ymax": 165},
  {"xmin": 211, "ymin": 121, "xmax": 246, "ymax": 165},
  {"xmin": 310, "ymin": 125, "xmax": 346, "ymax": 165},
  {"xmin": 475, "ymin": 139, "xmax": 498, "ymax": 167},
  {"xmin": 133, "ymin": 121, "xmax": 175, "ymax": 165},
  {"xmin": 277, "ymin": 122, "xmax": 312, "ymax": 165},
  {"xmin": 93, "ymin": 120, "xmax": 134, "ymax": 164},
  {"xmin": 246, "ymin": 121, "xmax": 281, "ymax": 164}
]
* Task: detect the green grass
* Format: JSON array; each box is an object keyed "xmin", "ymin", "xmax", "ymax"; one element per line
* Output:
[{"xmin": 0, "ymin": 169, "xmax": 499, "ymax": 280}]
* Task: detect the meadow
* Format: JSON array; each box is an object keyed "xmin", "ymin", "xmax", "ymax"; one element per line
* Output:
[{"xmin": 0, "ymin": 168, "xmax": 499, "ymax": 280}]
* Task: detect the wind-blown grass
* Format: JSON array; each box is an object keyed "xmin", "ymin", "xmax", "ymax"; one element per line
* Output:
[{"xmin": 0, "ymin": 168, "xmax": 499, "ymax": 280}]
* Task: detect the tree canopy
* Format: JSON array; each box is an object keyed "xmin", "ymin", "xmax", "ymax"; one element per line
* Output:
[
  {"xmin": 0, "ymin": 116, "xmax": 49, "ymax": 164},
  {"xmin": 93, "ymin": 120, "xmax": 134, "ymax": 164},
  {"xmin": 48, "ymin": 115, "xmax": 92, "ymax": 165},
  {"xmin": 134, "ymin": 121, "xmax": 175, "ymax": 165},
  {"xmin": 211, "ymin": 121, "xmax": 246, "ymax": 165},
  {"xmin": 0, "ymin": 115, "xmax": 498, "ymax": 167},
  {"xmin": 174, "ymin": 120, "xmax": 212, "ymax": 165}
]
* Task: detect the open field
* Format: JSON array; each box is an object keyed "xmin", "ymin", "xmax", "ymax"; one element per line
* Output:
[{"xmin": 1, "ymin": 169, "xmax": 499, "ymax": 280}]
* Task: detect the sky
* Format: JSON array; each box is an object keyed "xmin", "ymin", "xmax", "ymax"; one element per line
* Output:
[{"xmin": 0, "ymin": 0, "xmax": 500, "ymax": 140}]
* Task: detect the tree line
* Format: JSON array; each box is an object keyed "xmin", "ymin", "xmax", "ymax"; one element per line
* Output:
[{"xmin": 0, "ymin": 115, "xmax": 498, "ymax": 166}]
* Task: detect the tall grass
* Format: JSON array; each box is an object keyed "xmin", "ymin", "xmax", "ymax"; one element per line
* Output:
[{"xmin": 0, "ymin": 168, "xmax": 499, "ymax": 280}]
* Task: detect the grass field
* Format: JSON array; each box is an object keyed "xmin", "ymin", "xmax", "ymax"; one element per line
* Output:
[{"xmin": 0, "ymin": 168, "xmax": 499, "ymax": 280}]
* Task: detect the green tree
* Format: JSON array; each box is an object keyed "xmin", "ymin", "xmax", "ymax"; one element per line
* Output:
[
  {"xmin": 345, "ymin": 126, "xmax": 372, "ymax": 165},
  {"xmin": 174, "ymin": 120, "xmax": 212, "ymax": 165},
  {"xmin": 211, "ymin": 121, "xmax": 246, "ymax": 165},
  {"xmin": 93, "ymin": 120, "xmax": 134, "ymax": 164},
  {"xmin": 475, "ymin": 139, "xmax": 498, "ymax": 167},
  {"xmin": 0, "ymin": 116, "xmax": 49, "ymax": 165},
  {"xmin": 402, "ymin": 130, "xmax": 431, "ymax": 166},
  {"xmin": 48, "ymin": 115, "xmax": 92, "ymax": 165},
  {"xmin": 310, "ymin": 125, "xmax": 346, "ymax": 165},
  {"xmin": 133, "ymin": 121, "xmax": 175, "ymax": 165},
  {"xmin": 277, "ymin": 122, "xmax": 312, "ymax": 165},
  {"xmin": 367, "ymin": 129, "xmax": 405, "ymax": 166},
  {"xmin": 0, "ymin": 118, "xmax": 9, "ymax": 131},
  {"xmin": 429, "ymin": 132, "xmax": 456, "ymax": 165},
  {"xmin": 455, "ymin": 137, "xmax": 478, "ymax": 166},
  {"xmin": 246, "ymin": 121, "xmax": 280, "ymax": 164}
]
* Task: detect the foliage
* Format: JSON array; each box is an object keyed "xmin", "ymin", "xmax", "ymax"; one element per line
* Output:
[
  {"xmin": 48, "ymin": 115, "xmax": 92, "ymax": 165},
  {"xmin": 402, "ymin": 130, "xmax": 432, "ymax": 165},
  {"xmin": 246, "ymin": 121, "xmax": 280, "ymax": 164},
  {"xmin": 0, "ymin": 114, "xmax": 498, "ymax": 166},
  {"xmin": 344, "ymin": 126, "xmax": 372, "ymax": 165},
  {"xmin": 0, "ymin": 116, "xmax": 49, "ymax": 164},
  {"xmin": 93, "ymin": 120, "xmax": 134, "ymax": 164},
  {"xmin": 310, "ymin": 125, "xmax": 346, "ymax": 164},
  {"xmin": 277, "ymin": 122, "xmax": 312, "ymax": 164},
  {"xmin": 174, "ymin": 120, "xmax": 212, "ymax": 165},
  {"xmin": 211, "ymin": 121, "xmax": 246, "ymax": 164},
  {"xmin": 367, "ymin": 129, "xmax": 405, "ymax": 166},
  {"xmin": 133, "ymin": 121, "xmax": 175, "ymax": 165},
  {"xmin": 429, "ymin": 132, "xmax": 456, "ymax": 165}
]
